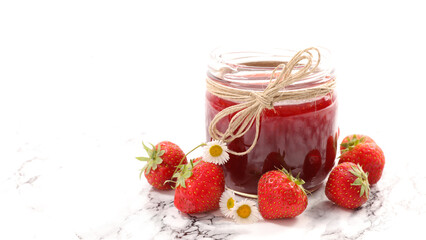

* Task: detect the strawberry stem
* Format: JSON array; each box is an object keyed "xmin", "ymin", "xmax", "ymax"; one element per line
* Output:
[
  {"xmin": 170, "ymin": 158, "xmax": 202, "ymax": 188},
  {"xmin": 349, "ymin": 164, "xmax": 370, "ymax": 198},
  {"xmin": 340, "ymin": 134, "xmax": 365, "ymax": 154},
  {"xmin": 136, "ymin": 142, "xmax": 165, "ymax": 178},
  {"xmin": 278, "ymin": 168, "xmax": 308, "ymax": 195},
  {"xmin": 168, "ymin": 142, "xmax": 207, "ymax": 186}
]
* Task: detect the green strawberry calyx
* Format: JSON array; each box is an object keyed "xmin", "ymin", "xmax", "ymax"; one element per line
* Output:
[
  {"xmin": 340, "ymin": 134, "xmax": 366, "ymax": 154},
  {"xmin": 136, "ymin": 142, "xmax": 165, "ymax": 178},
  {"xmin": 170, "ymin": 159, "xmax": 201, "ymax": 189},
  {"xmin": 278, "ymin": 168, "xmax": 308, "ymax": 195},
  {"xmin": 349, "ymin": 164, "xmax": 370, "ymax": 198},
  {"xmin": 165, "ymin": 142, "xmax": 207, "ymax": 188}
]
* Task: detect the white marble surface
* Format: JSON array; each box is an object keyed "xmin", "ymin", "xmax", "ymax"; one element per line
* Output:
[
  {"xmin": 1, "ymin": 124, "xmax": 426, "ymax": 240},
  {"xmin": 2, "ymin": 1, "xmax": 426, "ymax": 239}
]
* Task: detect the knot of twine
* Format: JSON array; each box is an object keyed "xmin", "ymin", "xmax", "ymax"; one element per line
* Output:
[
  {"xmin": 249, "ymin": 91, "xmax": 274, "ymax": 109},
  {"xmin": 206, "ymin": 47, "xmax": 336, "ymax": 156}
]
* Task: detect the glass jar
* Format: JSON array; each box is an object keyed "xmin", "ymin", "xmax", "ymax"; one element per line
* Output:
[{"xmin": 205, "ymin": 47, "xmax": 338, "ymax": 197}]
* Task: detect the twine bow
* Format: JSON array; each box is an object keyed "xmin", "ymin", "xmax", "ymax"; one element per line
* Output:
[{"xmin": 206, "ymin": 47, "xmax": 336, "ymax": 156}]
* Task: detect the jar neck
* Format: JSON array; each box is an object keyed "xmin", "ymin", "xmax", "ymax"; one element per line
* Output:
[{"xmin": 207, "ymin": 47, "xmax": 335, "ymax": 91}]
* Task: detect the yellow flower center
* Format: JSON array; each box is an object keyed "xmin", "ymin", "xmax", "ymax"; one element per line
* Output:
[
  {"xmin": 227, "ymin": 198, "xmax": 235, "ymax": 210},
  {"xmin": 209, "ymin": 145, "xmax": 223, "ymax": 157},
  {"xmin": 237, "ymin": 204, "xmax": 251, "ymax": 219}
]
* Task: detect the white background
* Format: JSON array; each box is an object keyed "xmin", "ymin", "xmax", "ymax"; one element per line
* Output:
[
  {"xmin": 1, "ymin": 0, "xmax": 425, "ymax": 238},
  {"xmin": 1, "ymin": 0, "xmax": 425, "ymax": 145}
]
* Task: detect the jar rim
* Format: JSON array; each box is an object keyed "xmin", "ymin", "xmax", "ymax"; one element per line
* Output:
[{"xmin": 208, "ymin": 46, "xmax": 335, "ymax": 91}]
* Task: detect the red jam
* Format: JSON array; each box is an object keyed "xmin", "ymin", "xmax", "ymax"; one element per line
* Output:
[{"xmin": 206, "ymin": 83, "xmax": 338, "ymax": 195}]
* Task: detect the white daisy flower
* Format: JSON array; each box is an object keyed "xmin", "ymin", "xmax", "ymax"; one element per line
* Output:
[
  {"xmin": 220, "ymin": 190, "xmax": 236, "ymax": 218},
  {"xmin": 232, "ymin": 199, "xmax": 261, "ymax": 224},
  {"xmin": 202, "ymin": 140, "xmax": 230, "ymax": 165}
]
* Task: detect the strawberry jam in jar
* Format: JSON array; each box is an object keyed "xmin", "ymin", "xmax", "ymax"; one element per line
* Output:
[{"xmin": 205, "ymin": 47, "xmax": 338, "ymax": 197}]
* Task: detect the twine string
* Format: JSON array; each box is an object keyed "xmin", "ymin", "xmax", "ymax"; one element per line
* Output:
[{"xmin": 206, "ymin": 47, "xmax": 335, "ymax": 156}]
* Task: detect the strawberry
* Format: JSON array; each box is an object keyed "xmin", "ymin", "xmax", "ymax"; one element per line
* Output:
[
  {"xmin": 325, "ymin": 162, "xmax": 370, "ymax": 209},
  {"xmin": 174, "ymin": 157, "xmax": 225, "ymax": 214},
  {"xmin": 257, "ymin": 169, "xmax": 308, "ymax": 219},
  {"xmin": 324, "ymin": 134, "xmax": 338, "ymax": 172},
  {"xmin": 340, "ymin": 134, "xmax": 375, "ymax": 153},
  {"xmin": 302, "ymin": 149, "xmax": 322, "ymax": 181},
  {"xmin": 261, "ymin": 150, "xmax": 287, "ymax": 174},
  {"xmin": 136, "ymin": 141, "xmax": 187, "ymax": 190},
  {"xmin": 338, "ymin": 135, "xmax": 385, "ymax": 184}
]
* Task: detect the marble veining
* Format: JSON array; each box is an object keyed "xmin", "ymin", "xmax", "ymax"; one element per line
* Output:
[
  {"xmin": 142, "ymin": 189, "xmax": 235, "ymax": 240},
  {"xmin": 1, "ymin": 131, "xmax": 425, "ymax": 240}
]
